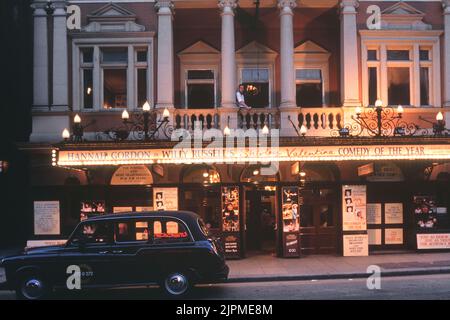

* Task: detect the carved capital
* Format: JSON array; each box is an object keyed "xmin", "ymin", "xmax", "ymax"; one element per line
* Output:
[
  {"xmin": 218, "ymin": 0, "xmax": 238, "ymax": 12},
  {"xmin": 277, "ymin": 0, "xmax": 297, "ymax": 10},
  {"xmin": 340, "ymin": 0, "xmax": 359, "ymax": 15},
  {"xmin": 156, "ymin": 0, "xmax": 174, "ymax": 15},
  {"xmin": 443, "ymin": 0, "xmax": 450, "ymax": 14}
]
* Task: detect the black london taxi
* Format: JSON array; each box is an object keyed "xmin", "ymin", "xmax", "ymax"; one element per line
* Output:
[{"xmin": 0, "ymin": 211, "xmax": 229, "ymax": 299}]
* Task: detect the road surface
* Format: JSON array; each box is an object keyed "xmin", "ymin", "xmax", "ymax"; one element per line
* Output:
[{"xmin": 0, "ymin": 273, "xmax": 449, "ymax": 300}]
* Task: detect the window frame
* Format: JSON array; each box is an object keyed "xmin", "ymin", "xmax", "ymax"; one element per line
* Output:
[
  {"xmin": 184, "ymin": 68, "xmax": 217, "ymax": 109},
  {"xmin": 72, "ymin": 37, "xmax": 154, "ymax": 112},
  {"xmin": 238, "ymin": 66, "xmax": 273, "ymax": 108},
  {"xmin": 295, "ymin": 68, "xmax": 324, "ymax": 107},
  {"xmin": 360, "ymin": 32, "xmax": 441, "ymax": 108},
  {"xmin": 293, "ymin": 45, "xmax": 330, "ymax": 108}
]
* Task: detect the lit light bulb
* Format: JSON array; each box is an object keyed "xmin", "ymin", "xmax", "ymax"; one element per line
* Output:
[
  {"xmin": 163, "ymin": 108, "xmax": 170, "ymax": 118},
  {"xmin": 300, "ymin": 125, "xmax": 307, "ymax": 136},
  {"xmin": 223, "ymin": 125, "xmax": 231, "ymax": 136},
  {"xmin": 299, "ymin": 171, "xmax": 306, "ymax": 177},
  {"xmin": 142, "ymin": 101, "xmax": 151, "ymax": 111},
  {"xmin": 262, "ymin": 125, "xmax": 269, "ymax": 135},
  {"xmin": 253, "ymin": 169, "xmax": 260, "ymax": 176},
  {"xmin": 436, "ymin": 111, "xmax": 444, "ymax": 121},
  {"xmin": 74, "ymin": 114, "xmax": 81, "ymax": 123},
  {"xmin": 355, "ymin": 106, "xmax": 362, "ymax": 115},
  {"xmin": 62, "ymin": 128, "xmax": 70, "ymax": 140},
  {"xmin": 397, "ymin": 105, "xmax": 404, "ymax": 114},
  {"xmin": 203, "ymin": 172, "xmax": 209, "ymax": 178},
  {"xmin": 375, "ymin": 99, "xmax": 383, "ymax": 108},
  {"xmin": 86, "ymin": 87, "xmax": 92, "ymax": 95},
  {"xmin": 121, "ymin": 110, "xmax": 130, "ymax": 120}
]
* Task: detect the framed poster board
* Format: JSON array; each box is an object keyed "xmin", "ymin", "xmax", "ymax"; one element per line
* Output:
[
  {"xmin": 342, "ymin": 185, "xmax": 367, "ymax": 231},
  {"xmin": 343, "ymin": 234, "xmax": 369, "ymax": 256},
  {"xmin": 221, "ymin": 186, "xmax": 240, "ymax": 258},
  {"xmin": 113, "ymin": 207, "xmax": 133, "ymax": 213},
  {"xmin": 385, "ymin": 203, "xmax": 403, "ymax": 224},
  {"xmin": 367, "ymin": 203, "xmax": 382, "ymax": 225},
  {"xmin": 368, "ymin": 229, "xmax": 382, "ymax": 245},
  {"xmin": 417, "ymin": 233, "xmax": 450, "ymax": 249},
  {"xmin": 281, "ymin": 186, "xmax": 300, "ymax": 257},
  {"xmin": 153, "ymin": 188, "xmax": 178, "ymax": 211},
  {"xmin": 385, "ymin": 228, "xmax": 404, "ymax": 245},
  {"xmin": 34, "ymin": 201, "xmax": 60, "ymax": 235}
]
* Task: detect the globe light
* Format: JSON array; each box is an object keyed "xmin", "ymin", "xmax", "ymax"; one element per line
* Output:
[
  {"xmin": 375, "ymin": 99, "xmax": 383, "ymax": 108},
  {"xmin": 121, "ymin": 109, "xmax": 130, "ymax": 120},
  {"xmin": 355, "ymin": 106, "xmax": 362, "ymax": 115},
  {"xmin": 300, "ymin": 125, "xmax": 307, "ymax": 136},
  {"xmin": 223, "ymin": 125, "xmax": 231, "ymax": 136},
  {"xmin": 397, "ymin": 105, "xmax": 404, "ymax": 114},
  {"xmin": 74, "ymin": 114, "xmax": 81, "ymax": 123},
  {"xmin": 262, "ymin": 125, "xmax": 269, "ymax": 135},
  {"xmin": 142, "ymin": 101, "xmax": 151, "ymax": 112},
  {"xmin": 436, "ymin": 111, "xmax": 444, "ymax": 121},
  {"xmin": 62, "ymin": 128, "xmax": 70, "ymax": 140},
  {"xmin": 163, "ymin": 108, "xmax": 170, "ymax": 118}
]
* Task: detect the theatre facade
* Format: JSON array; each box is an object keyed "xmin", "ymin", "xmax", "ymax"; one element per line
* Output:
[{"xmin": 21, "ymin": 0, "xmax": 450, "ymax": 258}]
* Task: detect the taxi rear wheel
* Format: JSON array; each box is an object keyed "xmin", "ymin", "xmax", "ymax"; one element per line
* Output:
[
  {"xmin": 15, "ymin": 273, "xmax": 51, "ymax": 300},
  {"xmin": 161, "ymin": 271, "xmax": 193, "ymax": 297}
]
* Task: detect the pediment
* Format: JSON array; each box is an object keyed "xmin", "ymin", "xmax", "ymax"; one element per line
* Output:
[
  {"xmin": 82, "ymin": 3, "xmax": 145, "ymax": 33},
  {"xmin": 236, "ymin": 41, "xmax": 277, "ymax": 55},
  {"xmin": 381, "ymin": 2, "xmax": 425, "ymax": 16},
  {"xmin": 295, "ymin": 40, "xmax": 328, "ymax": 54},
  {"xmin": 380, "ymin": 2, "xmax": 431, "ymax": 31},
  {"xmin": 178, "ymin": 41, "xmax": 220, "ymax": 55},
  {"xmin": 88, "ymin": 3, "xmax": 137, "ymax": 19}
]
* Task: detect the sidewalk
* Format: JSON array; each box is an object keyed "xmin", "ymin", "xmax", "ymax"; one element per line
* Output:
[{"xmin": 227, "ymin": 252, "xmax": 450, "ymax": 282}]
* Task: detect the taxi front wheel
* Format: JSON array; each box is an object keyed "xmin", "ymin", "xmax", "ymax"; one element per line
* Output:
[{"xmin": 15, "ymin": 273, "xmax": 51, "ymax": 300}]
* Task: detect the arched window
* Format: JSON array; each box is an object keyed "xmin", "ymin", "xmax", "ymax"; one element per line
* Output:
[
  {"xmin": 181, "ymin": 165, "xmax": 221, "ymax": 184},
  {"xmin": 240, "ymin": 165, "xmax": 279, "ymax": 183}
]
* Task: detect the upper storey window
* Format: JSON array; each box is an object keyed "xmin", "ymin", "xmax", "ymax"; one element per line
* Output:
[
  {"xmin": 71, "ymin": 3, "xmax": 152, "ymax": 112},
  {"xmin": 360, "ymin": 2, "xmax": 441, "ymax": 107}
]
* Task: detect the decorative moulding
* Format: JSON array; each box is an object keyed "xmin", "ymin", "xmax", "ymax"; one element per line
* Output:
[{"xmin": 82, "ymin": 3, "xmax": 145, "ymax": 33}]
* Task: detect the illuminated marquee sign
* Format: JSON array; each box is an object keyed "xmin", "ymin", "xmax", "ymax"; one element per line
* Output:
[{"xmin": 56, "ymin": 144, "xmax": 450, "ymax": 166}]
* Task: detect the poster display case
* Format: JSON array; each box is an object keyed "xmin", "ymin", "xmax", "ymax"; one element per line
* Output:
[
  {"xmin": 221, "ymin": 186, "xmax": 241, "ymax": 259},
  {"xmin": 414, "ymin": 196, "xmax": 450, "ymax": 249},
  {"xmin": 281, "ymin": 187, "xmax": 300, "ymax": 257},
  {"xmin": 342, "ymin": 185, "xmax": 368, "ymax": 256},
  {"xmin": 80, "ymin": 201, "xmax": 105, "ymax": 221}
]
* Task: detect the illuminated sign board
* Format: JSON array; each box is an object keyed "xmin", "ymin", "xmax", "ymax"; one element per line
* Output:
[{"xmin": 56, "ymin": 144, "xmax": 450, "ymax": 166}]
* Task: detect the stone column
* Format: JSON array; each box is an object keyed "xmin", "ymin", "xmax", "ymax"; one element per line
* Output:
[
  {"xmin": 31, "ymin": 0, "xmax": 49, "ymax": 110},
  {"xmin": 340, "ymin": 0, "xmax": 361, "ymax": 107},
  {"xmin": 278, "ymin": 0, "xmax": 297, "ymax": 109},
  {"xmin": 443, "ymin": 0, "xmax": 450, "ymax": 106},
  {"xmin": 52, "ymin": 0, "xmax": 69, "ymax": 111},
  {"xmin": 156, "ymin": 0, "xmax": 174, "ymax": 109},
  {"xmin": 219, "ymin": 0, "xmax": 238, "ymax": 109}
]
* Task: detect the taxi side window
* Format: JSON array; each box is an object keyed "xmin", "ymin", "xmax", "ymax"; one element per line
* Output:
[
  {"xmin": 152, "ymin": 218, "xmax": 191, "ymax": 244},
  {"xmin": 114, "ymin": 220, "xmax": 151, "ymax": 243},
  {"xmin": 74, "ymin": 221, "xmax": 112, "ymax": 245}
]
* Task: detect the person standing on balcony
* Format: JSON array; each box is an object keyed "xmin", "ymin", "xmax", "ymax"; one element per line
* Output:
[{"xmin": 236, "ymin": 84, "xmax": 252, "ymax": 109}]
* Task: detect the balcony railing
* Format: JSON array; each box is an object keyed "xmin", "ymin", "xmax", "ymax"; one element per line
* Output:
[{"xmin": 64, "ymin": 106, "xmax": 450, "ymax": 142}]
